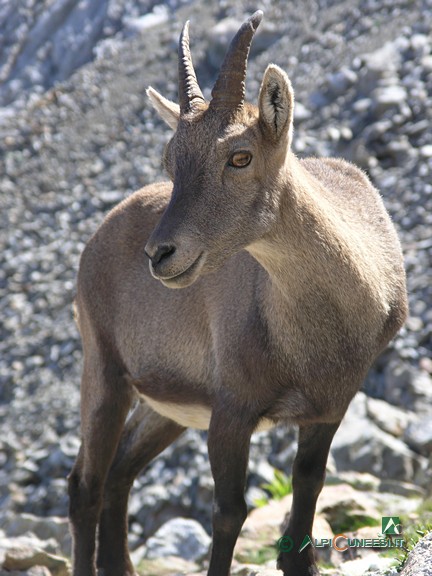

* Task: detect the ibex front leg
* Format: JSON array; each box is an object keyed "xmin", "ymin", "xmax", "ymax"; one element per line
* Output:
[
  {"xmin": 97, "ymin": 402, "xmax": 184, "ymax": 576},
  {"xmin": 207, "ymin": 402, "xmax": 256, "ymax": 576},
  {"xmin": 277, "ymin": 421, "xmax": 341, "ymax": 576},
  {"xmin": 68, "ymin": 349, "xmax": 133, "ymax": 576}
]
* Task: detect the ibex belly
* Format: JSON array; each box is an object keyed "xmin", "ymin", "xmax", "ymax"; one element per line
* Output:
[{"xmin": 140, "ymin": 394, "xmax": 274, "ymax": 432}]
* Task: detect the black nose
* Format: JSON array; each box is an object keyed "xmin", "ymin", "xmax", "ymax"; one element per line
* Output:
[{"xmin": 145, "ymin": 243, "xmax": 176, "ymax": 266}]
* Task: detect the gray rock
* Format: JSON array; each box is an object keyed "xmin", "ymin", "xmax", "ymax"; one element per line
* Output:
[
  {"xmin": 331, "ymin": 393, "xmax": 427, "ymax": 483},
  {"xmin": 326, "ymin": 67, "xmax": 358, "ymax": 96},
  {"xmin": 0, "ymin": 513, "xmax": 71, "ymax": 556},
  {"xmin": 2, "ymin": 544, "xmax": 69, "ymax": 576},
  {"xmin": 144, "ymin": 517, "xmax": 211, "ymax": 562},
  {"xmin": 404, "ymin": 418, "xmax": 432, "ymax": 456},
  {"xmin": 366, "ymin": 396, "xmax": 416, "ymax": 438},
  {"xmin": 373, "ymin": 85, "xmax": 408, "ymax": 114},
  {"xmin": 384, "ymin": 363, "xmax": 432, "ymax": 414},
  {"xmin": 400, "ymin": 532, "xmax": 432, "ymax": 576}
]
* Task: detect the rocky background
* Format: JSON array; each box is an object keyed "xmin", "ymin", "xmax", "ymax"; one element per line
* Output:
[{"xmin": 1, "ymin": 0, "xmax": 432, "ymax": 575}]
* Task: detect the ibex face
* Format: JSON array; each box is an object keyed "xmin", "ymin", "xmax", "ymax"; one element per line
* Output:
[{"xmin": 145, "ymin": 11, "xmax": 294, "ymax": 288}]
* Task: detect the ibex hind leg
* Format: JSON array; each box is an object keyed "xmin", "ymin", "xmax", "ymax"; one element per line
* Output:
[
  {"xmin": 277, "ymin": 421, "xmax": 341, "ymax": 576},
  {"xmin": 97, "ymin": 401, "xmax": 185, "ymax": 576},
  {"xmin": 68, "ymin": 350, "xmax": 134, "ymax": 576}
]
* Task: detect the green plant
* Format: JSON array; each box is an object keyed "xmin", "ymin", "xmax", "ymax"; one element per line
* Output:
[
  {"xmin": 254, "ymin": 469, "xmax": 292, "ymax": 507},
  {"xmin": 237, "ymin": 544, "xmax": 276, "ymax": 565},
  {"xmin": 333, "ymin": 513, "xmax": 380, "ymax": 534}
]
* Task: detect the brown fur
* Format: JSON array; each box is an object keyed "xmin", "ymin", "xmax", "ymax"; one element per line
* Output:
[{"xmin": 69, "ymin": 16, "xmax": 407, "ymax": 576}]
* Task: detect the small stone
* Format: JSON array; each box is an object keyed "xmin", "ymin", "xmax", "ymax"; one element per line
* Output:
[
  {"xmin": 373, "ymin": 85, "xmax": 407, "ymax": 114},
  {"xmin": 421, "ymin": 55, "xmax": 432, "ymax": 73},
  {"xmin": 405, "ymin": 316, "xmax": 424, "ymax": 331},
  {"xmin": 144, "ymin": 517, "xmax": 211, "ymax": 562},
  {"xmin": 352, "ymin": 98, "xmax": 372, "ymax": 114},
  {"xmin": 293, "ymin": 102, "xmax": 311, "ymax": 123},
  {"xmin": 339, "ymin": 553, "xmax": 397, "ymax": 576},
  {"xmin": 420, "ymin": 145, "xmax": 432, "ymax": 158},
  {"xmin": 326, "ymin": 68, "xmax": 357, "ymax": 96}
]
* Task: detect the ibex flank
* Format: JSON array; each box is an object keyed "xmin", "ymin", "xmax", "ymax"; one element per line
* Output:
[{"xmin": 68, "ymin": 10, "xmax": 408, "ymax": 576}]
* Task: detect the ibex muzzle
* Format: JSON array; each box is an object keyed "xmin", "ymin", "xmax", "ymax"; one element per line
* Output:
[{"xmin": 69, "ymin": 10, "xmax": 407, "ymax": 576}]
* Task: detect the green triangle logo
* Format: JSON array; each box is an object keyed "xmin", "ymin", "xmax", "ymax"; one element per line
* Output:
[{"xmin": 299, "ymin": 534, "xmax": 313, "ymax": 553}]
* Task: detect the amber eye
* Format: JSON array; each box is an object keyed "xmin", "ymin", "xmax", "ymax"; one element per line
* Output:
[{"xmin": 228, "ymin": 151, "xmax": 252, "ymax": 168}]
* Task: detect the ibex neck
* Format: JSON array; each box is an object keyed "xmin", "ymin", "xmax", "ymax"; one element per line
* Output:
[{"xmin": 246, "ymin": 156, "xmax": 380, "ymax": 311}]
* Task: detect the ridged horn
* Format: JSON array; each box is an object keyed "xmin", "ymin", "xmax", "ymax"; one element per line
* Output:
[
  {"xmin": 178, "ymin": 21, "xmax": 205, "ymax": 113},
  {"xmin": 210, "ymin": 10, "xmax": 263, "ymax": 111}
]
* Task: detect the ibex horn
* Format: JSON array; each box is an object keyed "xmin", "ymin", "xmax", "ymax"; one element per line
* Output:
[
  {"xmin": 210, "ymin": 10, "xmax": 263, "ymax": 112},
  {"xmin": 178, "ymin": 21, "xmax": 205, "ymax": 113}
]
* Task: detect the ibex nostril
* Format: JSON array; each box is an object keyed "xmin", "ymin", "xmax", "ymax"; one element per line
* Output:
[{"xmin": 151, "ymin": 244, "xmax": 176, "ymax": 266}]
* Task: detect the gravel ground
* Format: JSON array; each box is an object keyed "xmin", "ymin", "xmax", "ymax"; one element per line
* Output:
[{"xmin": 1, "ymin": 0, "xmax": 432, "ymax": 552}]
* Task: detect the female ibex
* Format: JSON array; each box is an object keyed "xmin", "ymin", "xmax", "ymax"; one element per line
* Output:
[{"xmin": 69, "ymin": 11, "xmax": 407, "ymax": 576}]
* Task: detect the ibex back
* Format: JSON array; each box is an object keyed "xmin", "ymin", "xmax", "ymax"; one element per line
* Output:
[{"xmin": 69, "ymin": 11, "xmax": 407, "ymax": 576}]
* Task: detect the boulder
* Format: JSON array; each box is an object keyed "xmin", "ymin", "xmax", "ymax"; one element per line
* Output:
[
  {"xmin": 144, "ymin": 517, "xmax": 211, "ymax": 563},
  {"xmin": 366, "ymin": 396, "xmax": 416, "ymax": 438},
  {"xmin": 400, "ymin": 532, "xmax": 432, "ymax": 576},
  {"xmin": 404, "ymin": 417, "xmax": 432, "ymax": 456},
  {"xmin": 0, "ymin": 514, "xmax": 71, "ymax": 556},
  {"xmin": 2, "ymin": 544, "xmax": 69, "ymax": 576},
  {"xmin": 331, "ymin": 393, "xmax": 427, "ymax": 483}
]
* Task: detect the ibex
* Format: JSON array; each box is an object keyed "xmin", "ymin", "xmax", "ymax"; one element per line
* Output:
[{"xmin": 68, "ymin": 11, "xmax": 407, "ymax": 576}]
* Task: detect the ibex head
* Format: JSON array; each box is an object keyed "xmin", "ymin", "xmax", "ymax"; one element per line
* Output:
[{"xmin": 145, "ymin": 11, "xmax": 294, "ymax": 288}]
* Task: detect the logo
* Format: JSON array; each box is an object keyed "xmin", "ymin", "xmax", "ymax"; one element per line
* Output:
[
  {"xmin": 276, "ymin": 536, "xmax": 293, "ymax": 553},
  {"xmin": 299, "ymin": 535, "xmax": 313, "ymax": 552},
  {"xmin": 382, "ymin": 517, "xmax": 402, "ymax": 535},
  {"xmin": 276, "ymin": 517, "xmax": 405, "ymax": 555}
]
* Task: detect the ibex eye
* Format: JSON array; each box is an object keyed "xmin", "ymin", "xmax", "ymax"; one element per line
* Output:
[{"xmin": 229, "ymin": 151, "xmax": 252, "ymax": 168}]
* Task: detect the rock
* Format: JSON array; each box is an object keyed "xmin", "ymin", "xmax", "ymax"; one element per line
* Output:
[
  {"xmin": 420, "ymin": 144, "xmax": 432, "ymax": 158},
  {"xmin": 129, "ymin": 553, "xmax": 199, "ymax": 575},
  {"xmin": 384, "ymin": 363, "xmax": 432, "ymax": 414},
  {"xmin": 0, "ymin": 535, "xmax": 59, "ymax": 559},
  {"xmin": 326, "ymin": 471, "xmax": 380, "ymax": 492},
  {"xmin": 378, "ymin": 479, "xmax": 425, "ymax": 498},
  {"xmin": 0, "ymin": 514, "xmax": 71, "ymax": 557},
  {"xmin": 2, "ymin": 544, "xmax": 70, "ymax": 576},
  {"xmin": 339, "ymin": 553, "xmax": 397, "ymax": 576},
  {"xmin": 232, "ymin": 566, "xmax": 281, "ymax": 576},
  {"xmin": 315, "ymin": 484, "xmax": 380, "ymax": 533},
  {"xmin": 404, "ymin": 418, "xmax": 432, "ymax": 456},
  {"xmin": 293, "ymin": 102, "xmax": 311, "ymax": 123},
  {"xmin": 400, "ymin": 532, "xmax": 432, "ymax": 575},
  {"xmin": 358, "ymin": 41, "xmax": 402, "ymax": 93},
  {"xmin": 366, "ymin": 397, "xmax": 416, "ymax": 437},
  {"xmin": 0, "ymin": 0, "xmax": 110, "ymax": 106},
  {"xmin": 326, "ymin": 67, "xmax": 358, "ymax": 96},
  {"xmin": 331, "ymin": 393, "xmax": 427, "ymax": 483},
  {"xmin": 231, "ymin": 564, "xmax": 280, "ymax": 576},
  {"xmin": 144, "ymin": 517, "xmax": 211, "ymax": 562},
  {"xmin": 373, "ymin": 85, "xmax": 408, "ymax": 114}
]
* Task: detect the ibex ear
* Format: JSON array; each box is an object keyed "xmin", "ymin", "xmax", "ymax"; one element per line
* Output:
[
  {"xmin": 147, "ymin": 87, "xmax": 180, "ymax": 130},
  {"xmin": 258, "ymin": 64, "xmax": 294, "ymax": 146}
]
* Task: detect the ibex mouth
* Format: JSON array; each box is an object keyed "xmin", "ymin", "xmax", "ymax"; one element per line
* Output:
[{"xmin": 153, "ymin": 251, "xmax": 206, "ymax": 288}]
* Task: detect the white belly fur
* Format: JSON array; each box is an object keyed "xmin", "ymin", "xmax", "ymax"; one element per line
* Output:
[{"xmin": 141, "ymin": 394, "xmax": 275, "ymax": 432}]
